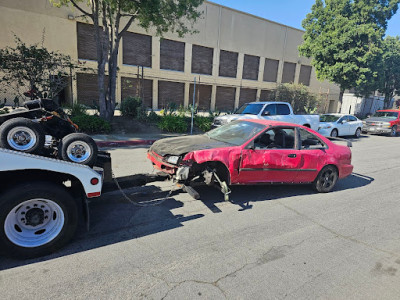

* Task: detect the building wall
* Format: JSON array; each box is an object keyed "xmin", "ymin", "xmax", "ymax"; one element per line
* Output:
[{"xmin": 0, "ymin": 0, "xmax": 340, "ymax": 110}]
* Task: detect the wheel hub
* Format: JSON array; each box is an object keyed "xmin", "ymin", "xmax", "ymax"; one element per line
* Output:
[{"xmin": 25, "ymin": 208, "xmax": 45, "ymax": 226}]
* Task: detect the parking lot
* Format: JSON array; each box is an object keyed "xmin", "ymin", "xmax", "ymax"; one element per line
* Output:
[{"xmin": 1, "ymin": 133, "xmax": 400, "ymax": 299}]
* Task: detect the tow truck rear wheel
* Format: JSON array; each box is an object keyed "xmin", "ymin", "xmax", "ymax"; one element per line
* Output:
[
  {"xmin": 59, "ymin": 133, "xmax": 98, "ymax": 166},
  {"xmin": 0, "ymin": 182, "xmax": 78, "ymax": 258}
]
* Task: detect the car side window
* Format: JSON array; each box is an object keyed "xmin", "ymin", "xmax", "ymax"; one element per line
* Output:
[
  {"xmin": 263, "ymin": 104, "xmax": 276, "ymax": 116},
  {"xmin": 277, "ymin": 104, "xmax": 290, "ymax": 115},
  {"xmin": 299, "ymin": 128, "xmax": 326, "ymax": 150},
  {"xmin": 338, "ymin": 116, "xmax": 348, "ymax": 123},
  {"xmin": 254, "ymin": 127, "xmax": 295, "ymax": 149},
  {"xmin": 348, "ymin": 116, "xmax": 357, "ymax": 122}
]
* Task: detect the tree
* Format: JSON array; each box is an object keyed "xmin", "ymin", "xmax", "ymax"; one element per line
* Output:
[
  {"xmin": 299, "ymin": 0, "xmax": 399, "ymax": 111},
  {"xmin": 378, "ymin": 36, "xmax": 400, "ymax": 108},
  {"xmin": 51, "ymin": 0, "xmax": 204, "ymax": 121},
  {"xmin": 274, "ymin": 83, "xmax": 320, "ymax": 114},
  {"xmin": 0, "ymin": 35, "xmax": 78, "ymax": 100}
]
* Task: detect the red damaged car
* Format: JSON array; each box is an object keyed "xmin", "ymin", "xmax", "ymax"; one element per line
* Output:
[{"xmin": 148, "ymin": 120, "xmax": 353, "ymax": 198}]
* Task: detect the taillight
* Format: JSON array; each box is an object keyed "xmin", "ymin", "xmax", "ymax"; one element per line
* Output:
[{"xmin": 90, "ymin": 177, "xmax": 99, "ymax": 185}]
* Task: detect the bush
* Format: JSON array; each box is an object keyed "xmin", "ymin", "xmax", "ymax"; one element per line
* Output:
[
  {"xmin": 64, "ymin": 103, "xmax": 88, "ymax": 116},
  {"xmin": 194, "ymin": 115, "xmax": 213, "ymax": 132},
  {"xmin": 71, "ymin": 114, "xmax": 111, "ymax": 133},
  {"xmin": 121, "ymin": 97, "xmax": 142, "ymax": 117},
  {"xmin": 157, "ymin": 115, "xmax": 188, "ymax": 133}
]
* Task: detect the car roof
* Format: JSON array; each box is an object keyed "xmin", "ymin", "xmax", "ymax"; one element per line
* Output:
[
  {"xmin": 242, "ymin": 119, "xmax": 304, "ymax": 127},
  {"xmin": 246, "ymin": 101, "xmax": 290, "ymax": 105}
]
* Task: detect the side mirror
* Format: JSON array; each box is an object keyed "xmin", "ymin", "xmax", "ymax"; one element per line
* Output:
[
  {"xmin": 246, "ymin": 140, "xmax": 255, "ymax": 150},
  {"xmin": 262, "ymin": 111, "xmax": 270, "ymax": 116}
]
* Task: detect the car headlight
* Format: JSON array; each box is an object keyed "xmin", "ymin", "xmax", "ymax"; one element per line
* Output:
[
  {"xmin": 382, "ymin": 122, "xmax": 391, "ymax": 128},
  {"xmin": 166, "ymin": 155, "xmax": 180, "ymax": 165}
]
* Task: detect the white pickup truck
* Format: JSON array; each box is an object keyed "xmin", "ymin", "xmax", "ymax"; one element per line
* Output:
[
  {"xmin": 0, "ymin": 148, "xmax": 103, "ymax": 258},
  {"xmin": 212, "ymin": 102, "xmax": 320, "ymax": 131}
]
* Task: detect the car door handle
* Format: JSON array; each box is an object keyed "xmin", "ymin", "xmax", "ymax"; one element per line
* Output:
[{"xmin": 288, "ymin": 154, "xmax": 297, "ymax": 158}]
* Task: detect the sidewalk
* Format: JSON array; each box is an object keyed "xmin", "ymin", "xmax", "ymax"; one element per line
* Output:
[{"xmin": 92, "ymin": 132, "xmax": 183, "ymax": 148}]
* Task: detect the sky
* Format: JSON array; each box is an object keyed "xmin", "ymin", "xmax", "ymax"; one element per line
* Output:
[{"xmin": 210, "ymin": 0, "xmax": 400, "ymax": 37}]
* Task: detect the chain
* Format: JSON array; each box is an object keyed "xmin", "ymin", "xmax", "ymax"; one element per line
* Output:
[{"xmin": 112, "ymin": 171, "xmax": 176, "ymax": 207}]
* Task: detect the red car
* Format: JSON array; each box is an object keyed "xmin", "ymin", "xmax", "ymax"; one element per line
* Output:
[
  {"xmin": 148, "ymin": 120, "xmax": 353, "ymax": 195},
  {"xmin": 362, "ymin": 109, "xmax": 400, "ymax": 136}
]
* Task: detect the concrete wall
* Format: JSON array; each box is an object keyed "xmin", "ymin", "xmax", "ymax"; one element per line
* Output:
[{"xmin": 0, "ymin": 0, "xmax": 340, "ymax": 110}]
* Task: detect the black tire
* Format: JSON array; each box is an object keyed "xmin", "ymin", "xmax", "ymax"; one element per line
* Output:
[
  {"xmin": 330, "ymin": 129, "xmax": 338, "ymax": 137},
  {"xmin": 60, "ymin": 133, "xmax": 98, "ymax": 166},
  {"xmin": 0, "ymin": 181, "xmax": 78, "ymax": 258},
  {"xmin": 354, "ymin": 127, "xmax": 362, "ymax": 138},
  {"xmin": 312, "ymin": 165, "xmax": 338, "ymax": 193},
  {"xmin": 390, "ymin": 126, "xmax": 397, "ymax": 137},
  {"xmin": 0, "ymin": 117, "xmax": 45, "ymax": 154}
]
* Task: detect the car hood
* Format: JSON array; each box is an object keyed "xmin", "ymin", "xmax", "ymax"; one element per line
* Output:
[
  {"xmin": 150, "ymin": 135, "xmax": 232, "ymax": 156},
  {"xmin": 365, "ymin": 117, "xmax": 394, "ymax": 123}
]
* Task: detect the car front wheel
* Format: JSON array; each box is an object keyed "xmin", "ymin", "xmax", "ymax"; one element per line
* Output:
[
  {"xmin": 390, "ymin": 126, "xmax": 397, "ymax": 137},
  {"xmin": 330, "ymin": 129, "xmax": 338, "ymax": 137},
  {"xmin": 312, "ymin": 165, "xmax": 338, "ymax": 193}
]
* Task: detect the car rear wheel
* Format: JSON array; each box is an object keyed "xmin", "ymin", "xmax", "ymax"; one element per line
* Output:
[
  {"xmin": 0, "ymin": 182, "xmax": 78, "ymax": 258},
  {"xmin": 330, "ymin": 129, "xmax": 338, "ymax": 137},
  {"xmin": 354, "ymin": 128, "xmax": 361, "ymax": 138},
  {"xmin": 312, "ymin": 165, "xmax": 338, "ymax": 193}
]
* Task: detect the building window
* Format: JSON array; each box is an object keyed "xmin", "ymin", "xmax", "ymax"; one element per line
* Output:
[
  {"xmin": 216, "ymin": 86, "xmax": 236, "ymax": 112},
  {"xmin": 189, "ymin": 83, "xmax": 212, "ymax": 110},
  {"xmin": 76, "ymin": 73, "xmax": 108, "ymax": 106},
  {"xmin": 219, "ymin": 50, "xmax": 238, "ymax": 78},
  {"xmin": 122, "ymin": 32, "xmax": 152, "ymax": 67},
  {"xmin": 260, "ymin": 89, "xmax": 275, "ymax": 101},
  {"xmin": 239, "ymin": 88, "xmax": 257, "ymax": 107},
  {"xmin": 281, "ymin": 62, "xmax": 296, "ymax": 83},
  {"xmin": 299, "ymin": 65, "xmax": 312, "ymax": 86},
  {"xmin": 191, "ymin": 45, "xmax": 213, "ymax": 75},
  {"xmin": 242, "ymin": 54, "xmax": 260, "ymax": 80},
  {"xmin": 158, "ymin": 81, "xmax": 185, "ymax": 109},
  {"xmin": 160, "ymin": 39, "xmax": 185, "ymax": 72},
  {"xmin": 121, "ymin": 77, "xmax": 153, "ymax": 108},
  {"xmin": 263, "ymin": 58, "xmax": 279, "ymax": 82},
  {"xmin": 77, "ymin": 23, "xmax": 97, "ymax": 61}
]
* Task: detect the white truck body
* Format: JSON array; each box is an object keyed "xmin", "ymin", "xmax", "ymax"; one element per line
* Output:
[
  {"xmin": 0, "ymin": 148, "xmax": 102, "ymax": 197},
  {"xmin": 213, "ymin": 102, "xmax": 320, "ymax": 131}
]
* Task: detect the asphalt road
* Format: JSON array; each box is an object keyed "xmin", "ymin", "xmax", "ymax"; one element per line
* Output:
[{"xmin": 1, "ymin": 134, "xmax": 400, "ymax": 299}]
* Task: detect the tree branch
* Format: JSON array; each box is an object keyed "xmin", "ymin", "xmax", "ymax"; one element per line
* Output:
[
  {"xmin": 70, "ymin": 0, "xmax": 93, "ymax": 18},
  {"xmin": 118, "ymin": 15, "xmax": 136, "ymax": 38}
]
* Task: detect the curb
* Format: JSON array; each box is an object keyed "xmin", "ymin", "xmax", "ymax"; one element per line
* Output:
[{"xmin": 96, "ymin": 139, "xmax": 157, "ymax": 148}]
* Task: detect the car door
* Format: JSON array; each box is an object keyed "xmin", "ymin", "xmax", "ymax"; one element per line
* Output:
[
  {"xmin": 261, "ymin": 104, "xmax": 278, "ymax": 121},
  {"xmin": 238, "ymin": 127, "xmax": 302, "ymax": 183},
  {"xmin": 292, "ymin": 128, "xmax": 327, "ymax": 183},
  {"xmin": 337, "ymin": 116, "xmax": 350, "ymax": 136}
]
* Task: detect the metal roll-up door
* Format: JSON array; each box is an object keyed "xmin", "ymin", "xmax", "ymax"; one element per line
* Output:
[
  {"xmin": 299, "ymin": 65, "xmax": 312, "ymax": 86},
  {"xmin": 189, "ymin": 84, "xmax": 212, "ymax": 111},
  {"xmin": 158, "ymin": 81, "xmax": 185, "ymax": 109},
  {"xmin": 219, "ymin": 50, "xmax": 238, "ymax": 78},
  {"xmin": 263, "ymin": 58, "xmax": 279, "ymax": 82},
  {"xmin": 282, "ymin": 62, "xmax": 296, "ymax": 83},
  {"xmin": 76, "ymin": 73, "xmax": 108, "ymax": 106},
  {"xmin": 122, "ymin": 32, "xmax": 152, "ymax": 67},
  {"xmin": 77, "ymin": 23, "xmax": 97, "ymax": 61},
  {"xmin": 192, "ymin": 45, "xmax": 213, "ymax": 75},
  {"xmin": 121, "ymin": 77, "xmax": 153, "ymax": 108},
  {"xmin": 239, "ymin": 88, "xmax": 257, "ymax": 107},
  {"xmin": 242, "ymin": 54, "xmax": 260, "ymax": 80},
  {"xmin": 216, "ymin": 86, "xmax": 236, "ymax": 112},
  {"xmin": 160, "ymin": 39, "xmax": 185, "ymax": 71},
  {"xmin": 260, "ymin": 90, "xmax": 276, "ymax": 101}
]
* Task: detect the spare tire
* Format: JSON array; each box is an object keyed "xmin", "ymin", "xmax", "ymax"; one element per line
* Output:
[
  {"xmin": 59, "ymin": 133, "xmax": 98, "ymax": 166},
  {"xmin": 0, "ymin": 117, "xmax": 45, "ymax": 154}
]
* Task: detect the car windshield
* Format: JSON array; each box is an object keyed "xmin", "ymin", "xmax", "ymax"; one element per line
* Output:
[
  {"xmin": 320, "ymin": 115, "xmax": 340, "ymax": 122},
  {"xmin": 206, "ymin": 121, "xmax": 266, "ymax": 146},
  {"xmin": 372, "ymin": 111, "xmax": 398, "ymax": 119},
  {"xmin": 235, "ymin": 103, "xmax": 264, "ymax": 115}
]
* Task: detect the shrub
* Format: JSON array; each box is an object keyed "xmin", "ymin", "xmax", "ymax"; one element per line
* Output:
[
  {"xmin": 71, "ymin": 114, "xmax": 111, "ymax": 133},
  {"xmin": 194, "ymin": 115, "xmax": 213, "ymax": 132},
  {"xmin": 157, "ymin": 115, "xmax": 188, "ymax": 133},
  {"xmin": 121, "ymin": 97, "xmax": 142, "ymax": 117},
  {"xmin": 64, "ymin": 103, "xmax": 88, "ymax": 116}
]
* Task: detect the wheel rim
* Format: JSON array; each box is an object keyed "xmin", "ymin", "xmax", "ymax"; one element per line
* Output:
[
  {"xmin": 321, "ymin": 169, "xmax": 336, "ymax": 189},
  {"xmin": 331, "ymin": 130, "xmax": 338, "ymax": 137},
  {"xmin": 392, "ymin": 127, "xmax": 396, "ymax": 136},
  {"xmin": 356, "ymin": 129, "xmax": 361, "ymax": 137},
  {"xmin": 4, "ymin": 199, "xmax": 65, "ymax": 248},
  {"xmin": 7, "ymin": 126, "xmax": 37, "ymax": 151},
  {"xmin": 66, "ymin": 141, "xmax": 91, "ymax": 163}
]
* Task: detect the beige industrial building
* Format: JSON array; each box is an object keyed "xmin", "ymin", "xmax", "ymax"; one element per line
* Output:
[{"xmin": 0, "ymin": 0, "xmax": 340, "ymax": 112}]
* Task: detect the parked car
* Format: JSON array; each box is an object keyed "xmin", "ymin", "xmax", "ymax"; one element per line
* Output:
[
  {"xmin": 148, "ymin": 120, "xmax": 353, "ymax": 194},
  {"xmin": 362, "ymin": 109, "xmax": 400, "ymax": 136},
  {"xmin": 318, "ymin": 114, "xmax": 363, "ymax": 138},
  {"xmin": 212, "ymin": 102, "xmax": 320, "ymax": 131}
]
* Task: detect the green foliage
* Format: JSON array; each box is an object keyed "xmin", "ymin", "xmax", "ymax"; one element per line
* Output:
[
  {"xmin": 0, "ymin": 107, "xmax": 9, "ymax": 115},
  {"xmin": 70, "ymin": 114, "xmax": 111, "ymax": 133},
  {"xmin": 274, "ymin": 83, "xmax": 319, "ymax": 114},
  {"xmin": 194, "ymin": 115, "xmax": 213, "ymax": 132},
  {"xmin": 121, "ymin": 97, "xmax": 142, "ymax": 117},
  {"xmin": 299, "ymin": 0, "xmax": 399, "ymax": 100},
  {"xmin": 0, "ymin": 35, "xmax": 81, "ymax": 99},
  {"xmin": 157, "ymin": 115, "xmax": 188, "ymax": 133},
  {"xmin": 64, "ymin": 103, "xmax": 88, "ymax": 116}
]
